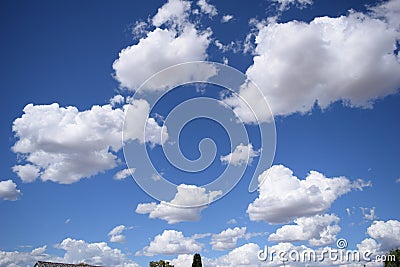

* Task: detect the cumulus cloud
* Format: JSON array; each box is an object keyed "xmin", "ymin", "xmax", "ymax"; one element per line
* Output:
[
  {"xmin": 0, "ymin": 246, "xmax": 50, "ymax": 266},
  {"xmin": 12, "ymin": 102, "xmax": 167, "ymax": 184},
  {"xmin": 220, "ymin": 143, "xmax": 260, "ymax": 166},
  {"xmin": 226, "ymin": 1, "xmax": 400, "ymax": 120},
  {"xmin": 170, "ymin": 254, "xmax": 198, "ymax": 267},
  {"xmin": 0, "ymin": 239, "xmax": 139, "ymax": 267},
  {"xmin": 0, "ymin": 180, "xmax": 21, "ymax": 201},
  {"xmin": 211, "ymin": 227, "xmax": 246, "ymax": 251},
  {"xmin": 197, "ymin": 0, "xmax": 217, "ymax": 17},
  {"xmin": 108, "ymin": 225, "xmax": 128, "ymax": 243},
  {"xmin": 221, "ymin": 14, "xmax": 233, "ymax": 23},
  {"xmin": 114, "ymin": 168, "xmax": 135, "ymax": 180},
  {"xmin": 12, "ymin": 164, "xmax": 40, "ymax": 183},
  {"xmin": 113, "ymin": 0, "xmax": 212, "ymax": 91},
  {"xmin": 247, "ymin": 165, "xmax": 370, "ymax": 223},
  {"xmin": 152, "ymin": 0, "xmax": 191, "ymax": 27},
  {"xmin": 357, "ymin": 237, "xmax": 381, "ymax": 256},
  {"xmin": 212, "ymin": 243, "xmax": 261, "ymax": 266},
  {"xmin": 366, "ymin": 220, "xmax": 400, "ymax": 251},
  {"xmin": 57, "ymin": 238, "xmax": 139, "ymax": 266},
  {"xmin": 138, "ymin": 230, "xmax": 202, "ymax": 256},
  {"xmin": 268, "ymin": 214, "xmax": 341, "ymax": 246},
  {"xmin": 123, "ymin": 99, "xmax": 169, "ymax": 146},
  {"xmin": 136, "ymin": 184, "xmax": 222, "ymax": 224},
  {"xmin": 109, "ymin": 95, "xmax": 125, "ymax": 107},
  {"xmin": 12, "ymin": 103, "xmax": 124, "ymax": 184}
]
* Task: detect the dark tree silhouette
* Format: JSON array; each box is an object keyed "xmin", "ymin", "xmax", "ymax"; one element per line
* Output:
[
  {"xmin": 192, "ymin": 253, "xmax": 202, "ymax": 267},
  {"xmin": 149, "ymin": 260, "xmax": 174, "ymax": 267},
  {"xmin": 384, "ymin": 248, "xmax": 400, "ymax": 267}
]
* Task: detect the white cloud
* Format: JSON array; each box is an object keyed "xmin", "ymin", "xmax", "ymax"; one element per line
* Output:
[
  {"xmin": 268, "ymin": 214, "xmax": 341, "ymax": 246},
  {"xmin": 12, "ymin": 164, "xmax": 40, "ymax": 183},
  {"xmin": 136, "ymin": 184, "xmax": 221, "ymax": 224},
  {"xmin": 57, "ymin": 238, "xmax": 139, "ymax": 266},
  {"xmin": 0, "ymin": 180, "xmax": 21, "ymax": 201},
  {"xmin": 113, "ymin": 0, "xmax": 211, "ymax": 91},
  {"xmin": 228, "ymin": 1, "xmax": 400, "ymax": 120},
  {"xmin": 221, "ymin": 14, "xmax": 233, "ymax": 23},
  {"xmin": 366, "ymin": 220, "xmax": 400, "ymax": 251},
  {"xmin": 370, "ymin": 0, "xmax": 400, "ymax": 29},
  {"xmin": 247, "ymin": 165, "xmax": 370, "ymax": 223},
  {"xmin": 109, "ymin": 94, "xmax": 125, "ymax": 107},
  {"xmin": 170, "ymin": 254, "xmax": 197, "ymax": 267},
  {"xmin": 114, "ymin": 168, "xmax": 135, "ymax": 180},
  {"xmin": 396, "ymin": 177, "xmax": 400, "ymax": 183},
  {"xmin": 152, "ymin": 0, "xmax": 191, "ymax": 27},
  {"xmin": 360, "ymin": 207, "xmax": 377, "ymax": 221},
  {"xmin": 211, "ymin": 227, "xmax": 246, "ymax": 251},
  {"xmin": 212, "ymin": 243, "xmax": 261, "ymax": 266},
  {"xmin": 108, "ymin": 225, "xmax": 128, "ymax": 243},
  {"xmin": 0, "ymin": 246, "xmax": 50, "ymax": 266},
  {"xmin": 30, "ymin": 245, "xmax": 47, "ymax": 256},
  {"xmin": 197, "ymin": 0, "xmax": 217, "ymax": 17},
  {"xmin": 0, "ymin": 239, "xmax": 139, "ymax": 267},
  {"xmin": 220, "ymin": 143, "xmax": 259, "ymax": 166},
  {"xmin": 12, "ymin": 103, "xmax": 124, "ymax": 184},
  {"xmin": 12, "ymin": 101, "xmax": 168, "ymax": 184},
  {"xmin": 123, "ymin": 99, "xmax": 169, "ymax": 146},
  {"xmin": 138, "ymin": 230, "xmax": 202, "ymax": 256},
  {"xmin": 357, "ymin": 237, "xmax": 381, "ymax": 257},
  {"xmin": 273, "ymin": 0, "xmax": 313, "ymax": 11}
]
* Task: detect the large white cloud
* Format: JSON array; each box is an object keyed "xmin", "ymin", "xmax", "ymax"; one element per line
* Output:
[
  {"xmin": 136, "ymin": 184, "xmax": 221, "ymax": 224},
  {"xmin": 0, "ymin": 239, "xmax": 139, "ymax": 267},
  {"xmin": 113, "ymin": 0, "xmax": 212, "ymax": 91},
  {"xmin": 57, "ymin": 238, "xmax": 139, "ymax": 267},
  {"xmin": 268, "ymin": 214, "xmax": 341, "ymax": 246},
  {"xmin": 12, "ymin": 102, "xmax": 166, "ymax": 184},
  {"xmin": 12, "ymin": 103, "xmax": 124, "ymax": 184},
  {"xmin": 210, "ymin": 227, "xmax": 247, "ymax": 251},
  {"xmin": 227, "ymin": 0, "xmax": 400, "ymax": 120},
  {"xmin": 0, "ymin": 180, "xmax": 21, "ymax": 201},
  {"xmin": 366, "ymin": 220, "xmax": 400, "ymax": 251},
  {"xmin": 138, "ymin": 230, "xmax": 202, "ymax": 256},
  {"xmin": 247, "ymin": 165, "xmax": 370, "ymax": 223}
]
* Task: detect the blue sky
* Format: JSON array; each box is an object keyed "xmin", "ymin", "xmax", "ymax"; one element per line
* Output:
[{"xmin": 1, "ymin": 0, "xmax": 400, "ymax": 266}]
